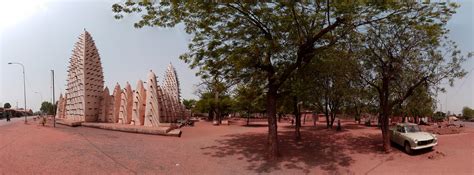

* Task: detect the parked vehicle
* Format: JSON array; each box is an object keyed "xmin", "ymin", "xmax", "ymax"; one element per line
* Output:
[{"xmin": 389, "ymin": 123, "xmax": 437, "ymax": 154}]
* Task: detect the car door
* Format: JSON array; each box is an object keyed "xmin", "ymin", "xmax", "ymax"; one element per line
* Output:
[{"xmin": 394, "ymin": 126, "xmax": 405, "ymax": 145}]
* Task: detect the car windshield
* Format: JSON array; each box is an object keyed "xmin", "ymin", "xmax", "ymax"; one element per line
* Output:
[{"xmin": 405, "ymin": 125, "xmax": 421, "ymax": 133}]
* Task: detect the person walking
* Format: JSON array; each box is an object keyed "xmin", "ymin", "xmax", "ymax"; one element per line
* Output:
[
  {"xmin": 3, "ymin": 110, "xmax": 10, "ymax": 122},
  {"xmin": 6, "ymin": 110, "xmax": 11, "ymax": 122},
  {"xmin": 3, "ymin": 103, "xmax": 12, "ymax": 122}
]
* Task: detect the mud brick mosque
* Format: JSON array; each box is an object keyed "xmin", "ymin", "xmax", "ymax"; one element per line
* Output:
[{"xmin": 55, "ymin": 30, "xmax": 185, "ymax": 127}]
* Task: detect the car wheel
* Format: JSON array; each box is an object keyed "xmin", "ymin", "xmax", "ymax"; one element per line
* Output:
[{"xmin": 404, "ymin": 142, "xmax": 412, "ymax": 154}]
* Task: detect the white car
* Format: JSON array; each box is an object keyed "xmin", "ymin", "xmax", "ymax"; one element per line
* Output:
[{"xmin": 390, "ymin": 123, "xmax": 438, "ymax": 154}]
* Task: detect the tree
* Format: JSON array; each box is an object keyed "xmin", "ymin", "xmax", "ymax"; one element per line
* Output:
[
  {"xmin": 433, "ymin": 111, "xmax": 446, "ymax": 122},
  {"xmin": 112, "ymin": 1, "xmax": 439, "ymax": 158},
  {"xmin": 182, "ymin": 98, "xmax": 197, "ymax": 118},
  {"xmin": 306, "ymin": 46, "xmax": 360, "ymax": 129},
  {"xmin": 3, "ymin": 103, "xmax": 11, "ymax": 109},
  {"xmin": 405, "ymin": 86, "xmax": 435, "ymax": 123},
  {"xmin": 194, "ymin": 92, "xmax": 214, "ymax": 120},
  {"xmin": 194, "ymin": 90, "xmax": 235, "ymax": 122},
  {"xmin": 234, "ymin": 83, "xmax": 265, "ymax": 126},
  {"xmin": 40, "ymin": 101, "xmax": 55, "ymax": 115},
  {"xmin": 182, "ymin": 99, "xmax": 197, "ymax": 110},
  {"xmin": 276, "ymin": 67, "xmax": 312, "ymax": 140},
  {"xmin": 357, "ymin": 2, "xmax": 469, "ymax": 152},
  {"xmin": 462, "ymin": 106, "xmax": 474, "ymax": 120}
]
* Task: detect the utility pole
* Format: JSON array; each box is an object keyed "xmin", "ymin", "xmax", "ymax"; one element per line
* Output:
[
  {"xmin": 8, "ymin": 62, "xmax": 27, "ymax": 124},
  {"xmin": 51, "ymin": 70, "xmax": 56, "ymax": 127}
]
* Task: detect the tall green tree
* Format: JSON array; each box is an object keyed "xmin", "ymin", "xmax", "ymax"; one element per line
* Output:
[
  {"xmin": 112, "ymin": 1, "xmax": 441, "ymax": 158},
  {"xmin": 306, "ymin": 46, "xmax": 360, "ymax": 129},
  {"xmin": 405, "ymin": 86, "xmax": 435, "ymax": 123},
  {"xmin": 357, "ymin": 2, "xmax": 469, "ymax": 152},
  {"xmin": 234, "ymin": 83, "xmax": 265, "ymax": 126},
  {"xmin": 462, "ymin": 106, "xmax": 474, "ymax": 120},
  {"xmin": 182, "ymin": 99, "xmax": 197, "ymax": 110},
  {"xmin": 40, "ymin": 101, "xmax": 55, "ymax": 115}
]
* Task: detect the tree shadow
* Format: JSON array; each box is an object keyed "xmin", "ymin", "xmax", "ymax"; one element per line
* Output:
[
  {"xmin": 200, "ymin": 128, "xmax": 385, "ymax": 173},
  {"xmin": 242, "ymin": 124, "xmax": 268, "ymax": 127}
]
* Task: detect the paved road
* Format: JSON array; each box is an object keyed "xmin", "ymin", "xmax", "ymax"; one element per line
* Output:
[
  {"xmin": 0, "ymin": 116, "xmax": 35, "ymax": 126},
  {"xmin": 454, "ymin": 121, "xmax": 474, "ymax": 128}
]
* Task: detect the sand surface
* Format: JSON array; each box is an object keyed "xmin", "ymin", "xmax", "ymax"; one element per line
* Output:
[{"xmin": 0, "ymin": 117, "xmax": 473, "ymax": 174}]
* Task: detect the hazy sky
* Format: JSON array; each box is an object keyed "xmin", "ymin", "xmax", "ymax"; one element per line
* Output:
[{"xmin": 0, "ymin": 0, "xmax": 473, "ymax": 113}]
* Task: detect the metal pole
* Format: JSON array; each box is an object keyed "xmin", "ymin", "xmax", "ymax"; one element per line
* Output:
[
  {"xmin": 22, "ymin": 64, "xmax": 27, "ymax": 124},
  {"xmin": 8, "ymin": 62, "xmax": 27, "ymax": 124},
  {"xmin": 51, "ymin": 70, "xmax": 56, "ymax": 127}
]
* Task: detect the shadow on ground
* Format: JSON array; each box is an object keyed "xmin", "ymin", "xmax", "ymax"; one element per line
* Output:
[
  {"xmin": 200, "ymin": 127, "xmax": 385, "ymax": 174},
  {"xmin": 242, "ymin": 124, "xmax": 268, "ymax": 127}
]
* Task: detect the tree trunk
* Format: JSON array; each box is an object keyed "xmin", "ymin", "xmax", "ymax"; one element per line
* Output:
[
  {"xmin": 293, "ymin": 96, "xmax": 301, "ymax": 141},
  {"xmin": 267, "ymin": 85, "xmax": 279, "ymax": 159},
  {"xmin": 214, "ymin": 90, "xmax": 221, "ymax": 125},
  {"xmin": 325, "ymin": 101, "xmax": 330, "ymax": 129},
  {"xmin": 380, "ymin": 110, "xmax": 391, "ymax": 153},
  {"xmin": 208, "ymin": 110, "xmax": 214, "ymax": 121},
  {"xmin": 247, "ymin": 109, "xmax": 250, "ymax": 126},
  {"xmin": 380, "ymin": 77, "xmax": 392, "ymax": 153},
  {"xmin": 329, "ymin": 112, "xmax": 336, "ymax": 128}
]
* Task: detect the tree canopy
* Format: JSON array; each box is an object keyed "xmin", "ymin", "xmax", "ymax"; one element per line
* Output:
[
  {"xmin": 40, "ymin": 101, "xmax": 55, "ymax": 115},
  {"xmin": 3, "ymin": 103, "xmax": 11, "ymax": 109},
  {"xmin": 113, "ymin": 1, "xmax": 470, "ymax": 157}
]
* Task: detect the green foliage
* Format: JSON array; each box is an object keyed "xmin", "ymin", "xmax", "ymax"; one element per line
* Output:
[
  {"xmin": 194, "ymin": 92, "xmax": 234, "ymax": 116},
  {"xmin": 433, "ymin": 111, "xmax": 447, "ymax": 121},
  {"xmin": 112, "ymin": 1, "xmax": 470, "ymax": 155},
  {"xmin": 111, "ymin": 1, "xmax": 404, "ymax": 95},
  {"xmin": 234, "ymin": 83, "xmax": 265, "ymax": 115},
  {"xmin": 405, "ymin": 86, "xmax": 435, "ymax": 118},
  {"xmin": 182, "ymin": 99, "xmax": 197, "ymax": 110},
  {"xmin": 3, "ymin": 103, "xmax": 11, "ymax": 109},
  {"xmin": 462, "ymin": 106, "xmax": 474, "ymax": 119},
  {"xmin": 40, "ymin": 101, "xmax": 55, "ymax": 115},
  {"xmin": 358, "ymin": 2, "xmax": 467, "ymax": 115},
  {"xmin": 194, "ymin": 92, "xmax": 213, "ymax": 114}
]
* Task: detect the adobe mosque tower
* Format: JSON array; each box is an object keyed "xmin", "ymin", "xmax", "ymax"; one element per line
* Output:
[
  {"xmin": 64, "ymin": 30, "xmax": 104, "ymax": 122},
  {"xmin": 163, "ymin": 63, "xmax": 181, "ymax": 104},
  {"xmin": 57, "ymin": 30, "xmax": 186, "ymax": 126},
  {"xmin": 163, "ymin": 63, "xmax": 182, "ymax": 121}
]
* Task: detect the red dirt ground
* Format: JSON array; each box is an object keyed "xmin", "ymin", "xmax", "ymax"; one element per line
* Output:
[{"xmin": 0, "ymin": 118, "xmax": 473, "ymax": 174}]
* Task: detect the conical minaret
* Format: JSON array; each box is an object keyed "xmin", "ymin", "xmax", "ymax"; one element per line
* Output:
[
  {"xmin": 163, "ymin": 63, "xmax": 182, "ymax": 122},
  {"xmin": 163, "ymin": 63, "xmax": 181, "ymax": 104},
  {"xmin": 64, "ymin": 30, "xmax": 104, "ymax": 122},
  {"xmin": 112, "ymin": 83, "xmax": 121, "ymax": 123},
  {"xmin": 144, "ymin": 70, "xmax": 161, "ymax": 127},
  {"xmin": 131, "ymin": 80, "xmax": 146, "ymax": 126}
]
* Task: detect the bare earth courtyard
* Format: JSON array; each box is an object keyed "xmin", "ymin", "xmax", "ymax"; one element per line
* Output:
[{"xmin": 0, "ymin": 118, "xmax": 473, "ymax": 175}]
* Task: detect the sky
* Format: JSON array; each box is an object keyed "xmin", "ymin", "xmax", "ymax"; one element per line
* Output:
[
  {"xmin": 0, "ymin": 0, "xmax": 199, "ymax": 111},
  {"xmin": 0, "ymin": 0, "xmax": 473, "ymax": 113}
]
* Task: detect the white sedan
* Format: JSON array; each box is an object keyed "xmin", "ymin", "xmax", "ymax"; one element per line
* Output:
[{"xmin": 390, "ymin": 123, "xmax": 438, "ymax": 154}]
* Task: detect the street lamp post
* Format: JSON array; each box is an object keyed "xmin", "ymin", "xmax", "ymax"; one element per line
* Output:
[{"xmin": 8, "ymin": 62, "xmax": 27, "ymax": 124}]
